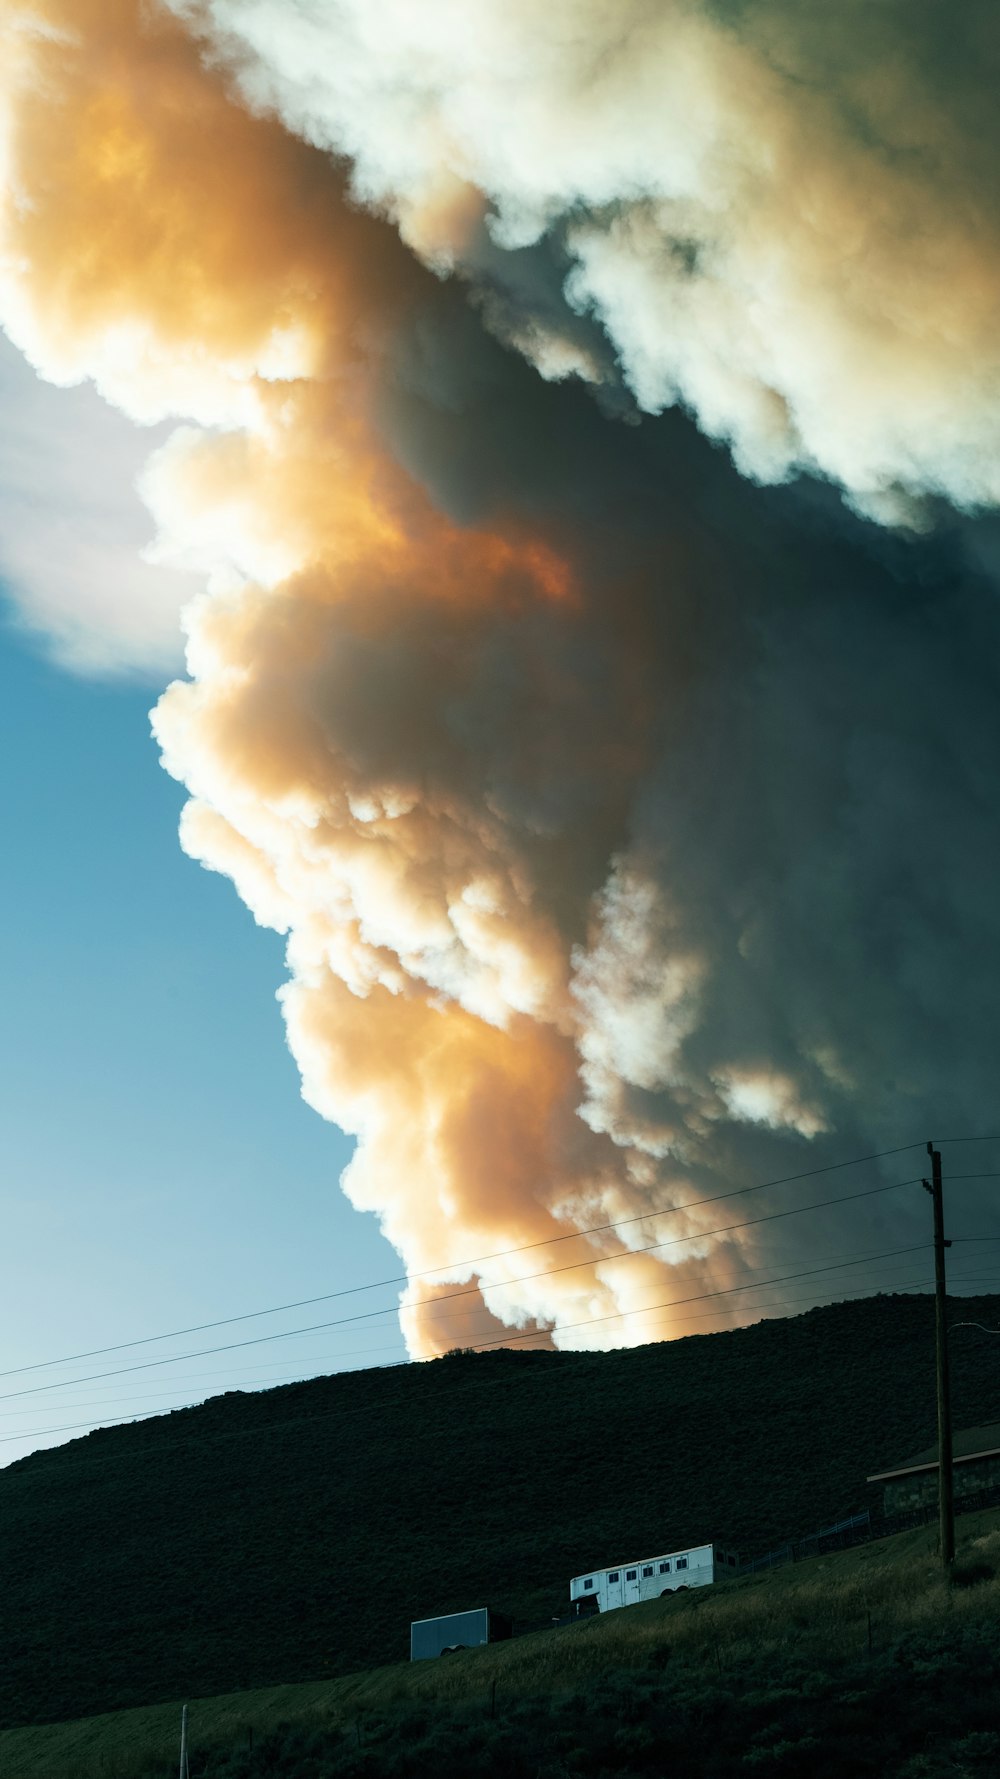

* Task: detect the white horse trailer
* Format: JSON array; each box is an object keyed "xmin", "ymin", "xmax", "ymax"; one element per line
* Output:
[{"xmin": 569, "ymin": 1543, "xmax": 738, "ymax": 1613}]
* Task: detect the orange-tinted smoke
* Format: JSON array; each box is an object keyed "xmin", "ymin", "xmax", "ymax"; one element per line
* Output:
[{"xmin": 0, "ymin": 0, "xmax": 769, "ymax": 1355}]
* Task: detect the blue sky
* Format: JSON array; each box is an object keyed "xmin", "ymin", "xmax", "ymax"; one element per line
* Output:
[
  {"xmin": 5, "ymin": 0, "xmax": 1000, "ymax": 1471},
  {"xmin": 0, "ymin": 611, "xmax": 406, "ymax": 1466}
]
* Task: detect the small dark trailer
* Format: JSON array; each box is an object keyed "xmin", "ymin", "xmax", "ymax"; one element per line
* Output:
[{"xmin": 410, "ymin": 1607, "xmax": 513, "ymax": 1660}]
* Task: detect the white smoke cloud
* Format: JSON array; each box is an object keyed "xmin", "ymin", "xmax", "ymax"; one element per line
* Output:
[
  {"xmin": 170, "ymin": 0, "xmax": 1000, "ymax": 519},
  {"xmin": 3, "ymin": 0, "xmax": 999, "ymax": 1364}
]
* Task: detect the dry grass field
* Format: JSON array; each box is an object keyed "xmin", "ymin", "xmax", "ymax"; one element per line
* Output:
[{"xmin": 4, "ymin": 1507, "xmax": 999, "ymax": 1778}]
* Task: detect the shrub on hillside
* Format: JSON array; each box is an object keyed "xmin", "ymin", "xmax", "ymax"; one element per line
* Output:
[
  {"xmin": 948, "ymin": 1559, "xmax": 995, "ymax": 1589},
  {"xmin": 165, "ymin": 1621, "xmax": 1000, "ymax": 1779}
]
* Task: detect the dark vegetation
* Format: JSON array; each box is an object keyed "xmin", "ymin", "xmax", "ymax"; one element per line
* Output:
[
  {"xmin": 160, "ymin": 1624, "xmax": 1000, "ymax": 1779},
  {"xmin": 3, "ymin": 1292, "xmax": 999, "ymax": 1733},
  {"xmin": 5, "ymin": 1505, "xmax": 1000, "ymax": 1776}
]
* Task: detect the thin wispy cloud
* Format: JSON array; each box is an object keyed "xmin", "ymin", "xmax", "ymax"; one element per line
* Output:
[{"xmin": 0, "ymin": 334, "xmax": 192, "ymax": 673}]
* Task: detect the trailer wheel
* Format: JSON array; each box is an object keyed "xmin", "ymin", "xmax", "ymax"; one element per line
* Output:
[
  {"xmin": 440, "ymin": 1645, "xmax": 467, "ymax": 1656},
  {"xmin": 660, "ymin": 1588, "xmax": 674, "ymax": 1597}
]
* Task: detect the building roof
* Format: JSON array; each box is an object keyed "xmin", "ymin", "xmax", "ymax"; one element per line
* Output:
[{"xmin": 867, "ymin": 1422, "xmax": 1000, "ymax": 1483}]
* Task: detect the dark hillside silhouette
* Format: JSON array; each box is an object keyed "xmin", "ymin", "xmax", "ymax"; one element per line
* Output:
[{"xmin": 3, "ymin": 1292, "xmax": 999, "ymax": 1730}]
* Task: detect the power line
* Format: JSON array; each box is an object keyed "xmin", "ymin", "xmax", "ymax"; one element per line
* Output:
[
  {"xmin": 11, "ymin": 1262, "xmax": 1000, "ymax": 1468},
  {"xmin": 5, "ymin": 1135, "xmax": 993, "ymax": 1460},
  {"xmin": 0, "ymin": 1345, "xmax": 411, "ymax": 1404},
  {"xmin": 10, "ymin": 1231, "xmax": 998, "ymax": 1445},
  {"xmin": 0, "ymin": 1173, "xmax": 922, "ymax": 1404},
  {"xmin": 936, "ymin": 1136, "xmax": 1000, "ymax": 1145},
  {"xmin": 0, "ymin": 1140, "xmax": 925, "ymax": 1383},
  {"xmin": 13, "ymin": 1256, "xmax": 1000, "ymax": 1472},
  {"xmin": 548, "ymin": 1267, "xmax": 1000, "ymax": 1338},
  {"xmin": 0, "ymin": 1239, "xmax": 931, "ymax": 1453},
  {"xmin": 6, "ymin": 1248, "xmax": 973, "ymax": 1424},
  {"xmin": 0, "ymin": 1407, "xmax": 181, "ymax": 1446},
  {"xmin": 452, "ymin": 1243, "xmax": 932, "ymax": 1353}
]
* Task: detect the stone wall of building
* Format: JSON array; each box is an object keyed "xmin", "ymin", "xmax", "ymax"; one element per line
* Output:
[{"xmin": 884, "ymin": 1453, "xmax": 1000, "ymax": 1514}]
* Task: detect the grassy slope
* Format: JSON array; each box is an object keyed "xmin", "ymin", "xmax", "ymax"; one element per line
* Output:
[
  {"xmin": 3, "ymin": 1292, "xmax": 1000, "ymax": 1732},
  {"xmin": 3, "ymin": 1507, "xmax": 1000, "ymax": 1779}
]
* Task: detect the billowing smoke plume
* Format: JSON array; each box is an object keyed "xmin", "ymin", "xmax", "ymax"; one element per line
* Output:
[
  {"xmin": 2, "ymin": 0, "xmax": 999, "ymax": 1354},
  {"xmin": 168, "ymin": 0, "xmax": 1000, "ymax": 522}
]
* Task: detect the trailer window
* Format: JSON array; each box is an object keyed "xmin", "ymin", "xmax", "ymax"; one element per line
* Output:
[
  {"xmin": 676, "ymin": 1557, "xmax": 688, "ymax": 1570},
  {"xmin": 608, "ymin": 1572, "xmax": 619, "ymax": 1583},
  {"xmin": 625, "ymin": 1570, "xmax": 637, "ymax": 1581},
  {"xmin": 642, "ymin": 1566, "xmax": 653, "ymax": 1578},
  {"xmin": 659, "ymin": 1561, "xmax": 670, "ymax": 1574},
  {"xmin": 583, "ymin": 1578, "xmax": 594, "ymax": 1590}
]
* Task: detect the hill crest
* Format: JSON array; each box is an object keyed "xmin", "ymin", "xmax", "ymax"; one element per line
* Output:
[{"xmin": 4, "ymin": 1291, "xmax": 1000, "ymax": 1731}]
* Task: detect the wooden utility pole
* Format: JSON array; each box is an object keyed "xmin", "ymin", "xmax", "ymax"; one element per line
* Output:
[
  {"xmin": 179, "ymin": 1704, "xmax": 190, "ymax": 1779},
  {"xmin": 922, "ymin": 1142, "xmax": 954, "ymax": 1571}
]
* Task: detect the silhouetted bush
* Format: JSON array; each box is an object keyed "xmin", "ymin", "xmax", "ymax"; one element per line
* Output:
[{"xmin": 949, "ymin": 1559, "xmax": 995, "ymax": 1589}]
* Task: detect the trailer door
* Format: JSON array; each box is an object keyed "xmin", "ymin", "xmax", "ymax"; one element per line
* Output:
[
  {"xmin": 622, "ymin": 1566, "xmax": 642, "ymax": 1606},
  {"xmin": 603, "ymin": 1568, "xmax": 624, "ymax": 1610}
]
